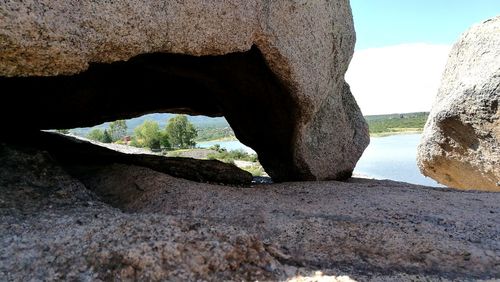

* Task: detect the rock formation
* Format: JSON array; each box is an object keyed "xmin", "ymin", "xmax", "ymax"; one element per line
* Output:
[
  {"xmin": 1, "ymin": 142, "xmax": 499, "ymax": 280},
  {"xmin": 417, "ymin": 16, "xmax": 500, "ymax": 191},
  {"xmin": 0, "ymin": 0, "xmax": 369, "ymax": 181},
  {"xmin": 5, "ymin": 1, "xmax": 499, "ymax": 280},
  {"xmin": 6, "ymin": 131, "xmax": 253, "ymax": 185}
]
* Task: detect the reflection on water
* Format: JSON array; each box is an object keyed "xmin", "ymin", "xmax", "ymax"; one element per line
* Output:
[
  {"xmin": 198, "ymin": 134, "xmax": 444, "ymax": 187},
  {"xmin": 354, "ymin": 134, "xmax": 443, "ymax": 187}
]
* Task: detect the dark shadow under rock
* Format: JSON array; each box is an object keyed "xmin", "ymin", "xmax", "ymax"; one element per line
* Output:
[
  {"xmin": 1, "ymin": 131, "xmax": 252, "ymax": 185},
  {"xmin": 0, "ymin": 47, "xmax": 303, "ymax": 182},
  {"xmin": 0, "ymin": 44, "xmax": 369, "ymax": 182}
]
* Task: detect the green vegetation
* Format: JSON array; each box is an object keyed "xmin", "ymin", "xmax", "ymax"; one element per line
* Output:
[
  {"xmin": 243, "ymin": 164, "xmax": 266, "ymax": 177},
  {"xmin": 85, "ymin": 114, "xmax": 198, "ymax": 151},
  {"xmin": 207, "ymin": 147, "xmax": 258, "ymax": 163},
  {"xmin": 192, "ymin": 112, "xmax": 429, "ymax": 140},
  {"xmin": 75, "ymin": 112, "xmax": 431, "ymax": 179},
  {"xmin": 108, "ymin": 120, "xmax": 127, "ymax": 142},
  {"xmin": 132, "ymin": 120, "xmax": 163, "ymax": 150},
  {"xmin": 75, "ymin": 111, "xmax": 430, "ymax": 141},
  {"xmin": 160, "ymin": 131, "xmax": 171, "ymax": 150},
  {"xmin": 87, "ymin": 128, "xmax": 113, "ymax": 143},
  {"xmin": 206, "ymin": 145, "xmax": 264, "ymax": 176},
  {"xmin": 131, "ymin": 115, "xmax": 197, "ymax": 151},
  {"xmin": 195, "ymin": 126, "xmax": 235, "ymax": 142},
  {"xmin": 87, "ymin": 128, "xmax": 104, "ymax": 142},
  {"xmin": 102, "ymin": 130, "xmax": 113, "ymax": 143},
  {"xmin": 165, "ymin": 115, "xmax": 198, "ymax": 149},
  {"xmin": 365, "ymin": 112, "xmax": 429, "ymax": 136},
  {"xmin": 87, "ymin": 121, "xmax": 127, "ymax": 143}
]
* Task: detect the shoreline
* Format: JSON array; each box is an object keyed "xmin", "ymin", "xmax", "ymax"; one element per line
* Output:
[
  {"xmin": 195, "ymin": 135, "xmax": 237, "ymax": 143},
  {"xmin": 370, "ymin": 130, "xmax": 423, "ymax": 138},
  {"xmin": 197, "ymin": 131, "xmax": 424, "ymax": 143}
]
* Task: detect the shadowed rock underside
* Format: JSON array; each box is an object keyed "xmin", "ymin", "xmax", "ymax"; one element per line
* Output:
[{"xmin": 0, "ymin": 0, "xmax": 369, "ymax": 181}]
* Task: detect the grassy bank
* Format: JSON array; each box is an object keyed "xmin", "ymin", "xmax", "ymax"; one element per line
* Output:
[
  {"xmin": 166, "ymin": 145, "xmax": 265, "ymax": 177},
  {"xmin": 195, "ymin": 126, "xmax": 235, "ymax": 142},
  {"xmin": 70, "ymin": 112, "xmax": 429, "ymax": 178},
  {"xmin": 370, "ymin": 128, "xmax": 424, "ymax": 137},
  {"xmin": 196, "ymin": 112, "xmax": 430, "ymax": 140},
  {"xmin": 365, "ymin": 112, "xmax": 428, "ymax": 136},
  {"xmin": 197, "ymin": 136, "xmax": 238, "ymax": 142}
]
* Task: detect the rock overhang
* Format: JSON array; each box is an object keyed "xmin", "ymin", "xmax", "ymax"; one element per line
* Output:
[{"xmin": 0, "ymin": 0, "xmax": 369, "ymax": 182}]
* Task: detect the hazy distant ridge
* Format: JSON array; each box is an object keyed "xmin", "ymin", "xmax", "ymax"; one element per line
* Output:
[{"xmin": 71, "ymin": 112, "xmax": 429, "ymax": 138}]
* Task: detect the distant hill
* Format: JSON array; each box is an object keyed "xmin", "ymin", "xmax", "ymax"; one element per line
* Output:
[
  {"xmin": 365, "ymin": 112, "xmax": 429, "ymax": 135},
  {"xmin": 124, "ymin": 113, "xmax": 229, "ymax": 130},
  {"xmin": 70, "ymin": 112, "xmax": 430, "ymax": 139},
  {"xmin": 364, "ymin": 112, "xmax": 428, "ymax": 121},
  {"xmin": 71, "ymin": 114, "xmax": 229, "ymax": 137}
]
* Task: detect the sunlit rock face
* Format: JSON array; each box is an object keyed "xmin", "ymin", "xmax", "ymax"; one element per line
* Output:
[
  {"xmin": 2, "ymin": 143, "xmax": 499, "ymax": 280},
  {"xmin": 0, "ymin": 0, "xmax": 368, "ymax": 181},
  {"xmin": 418, "ymin": 16, "xmax": 500, "ymax": 191}
]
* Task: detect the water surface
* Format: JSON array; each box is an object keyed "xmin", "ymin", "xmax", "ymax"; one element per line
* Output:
[
  {"xmin": 197, "ymin": 140, "xmax": 256, "ymax": 154},
  {"xmin": 354, "ymin": 134, "xmax": 443, "ymax": 187},
  {"xmin": 198, "ymin": 134, "xmax": 443, "ymax": 187}
]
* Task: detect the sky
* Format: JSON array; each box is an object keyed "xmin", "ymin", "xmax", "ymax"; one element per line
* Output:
[{"xmin": 345, "ymin": 0, "xmax": 500, "ymax": 115}]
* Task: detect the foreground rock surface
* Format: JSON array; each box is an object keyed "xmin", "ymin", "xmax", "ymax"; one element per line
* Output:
[
  {"xmin": 0, "ymin": 0, "xmax": 369, "ymax": 181},
  {"xmin": 418, "ymin": 16, "xmax": 500, "ymax": 191},
  {"xmin": 1, "ymin": 144, "xmax": 499, "ymax": 281},
  {"xmin": 41, "ymin": 132, "xmax": 253, "ymax": 185}
]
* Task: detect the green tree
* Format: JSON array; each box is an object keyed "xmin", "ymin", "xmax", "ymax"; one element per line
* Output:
[
  {"xmin": 133, "ymin": 120, "xmax": 161, "ymax": 149},
  {"xmin": 160, "ymin": 131, "xmax": 171, "ymax": 150},
  {"xmin": 87, "ymin": 129, "xmax": 105, "ymax": 142},
  {"xmin": 102, "ymin": 129, "xmax": 113, "ymax": 143},
  {"xmin": 165, "ymin": 115, "xmax": 198, "ymax": 149},
  {"xmin": 109, "ymin": 120, "xmax": 127, "ymax": 142}
]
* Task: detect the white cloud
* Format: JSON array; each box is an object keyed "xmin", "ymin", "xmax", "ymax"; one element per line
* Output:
[{"xmin": 345, "ymin": 43, "xmax": 451, "ymax": 116}]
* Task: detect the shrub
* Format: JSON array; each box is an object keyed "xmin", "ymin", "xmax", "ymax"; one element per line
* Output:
[
  {"xmin": 244, "ymin": 164, "xmax": 266, "ymax": 177},
  {"xmin": 207, "ymin": 149, "xmax": 258, "ymax": 163}
]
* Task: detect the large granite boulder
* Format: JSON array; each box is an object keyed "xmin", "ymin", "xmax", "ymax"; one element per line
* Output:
[
  {"xmin": 0, "ymin": 0, "xmax": 369, "ymax": 182},
  {"xmin": 418, "ymin": 16, "xmax": 500, "ymax": 191},
  {"xmin": 2, "ymin": 142, "xmax": 499, "ymax": 280},
  {"xmin": 8, "ymin": 131, "xmax": 254, "ymax": 185}
]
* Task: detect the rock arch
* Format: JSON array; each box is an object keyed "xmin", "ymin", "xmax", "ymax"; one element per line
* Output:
[{"xmin": 0, "ymin": 0, "xmax": 369, "ymax": 181}]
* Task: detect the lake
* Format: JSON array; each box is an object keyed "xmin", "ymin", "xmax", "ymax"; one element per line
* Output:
[
  {"xmin": 198, "ymin": 134, "xmax": 443, "ymax": 187},
  {"xmin": 354, "ymin": 134, "xmax": 443, "ymax": 187},
  {"xmin": 197, "ymin": 140, "xmax": 256, "ymax": 154}
]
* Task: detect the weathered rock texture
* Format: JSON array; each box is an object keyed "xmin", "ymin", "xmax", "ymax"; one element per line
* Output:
[
  {"xmin": 0, "ymin": 0, "xmax": 369, "ymax": 181},
  {"xmin": 0, "ymin": 145, "xmax": 280, "ymax": 281},
  {"xmin": 418, "ymin": 16, "xmax": 500, "ymax": 191},
  {"xmin": 1, "ymin": 143, "xmax": 499, "ymax": 281},
  {"xmin": 8, "ymin": 131, "xmax": 253, "ymax": 185}
]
